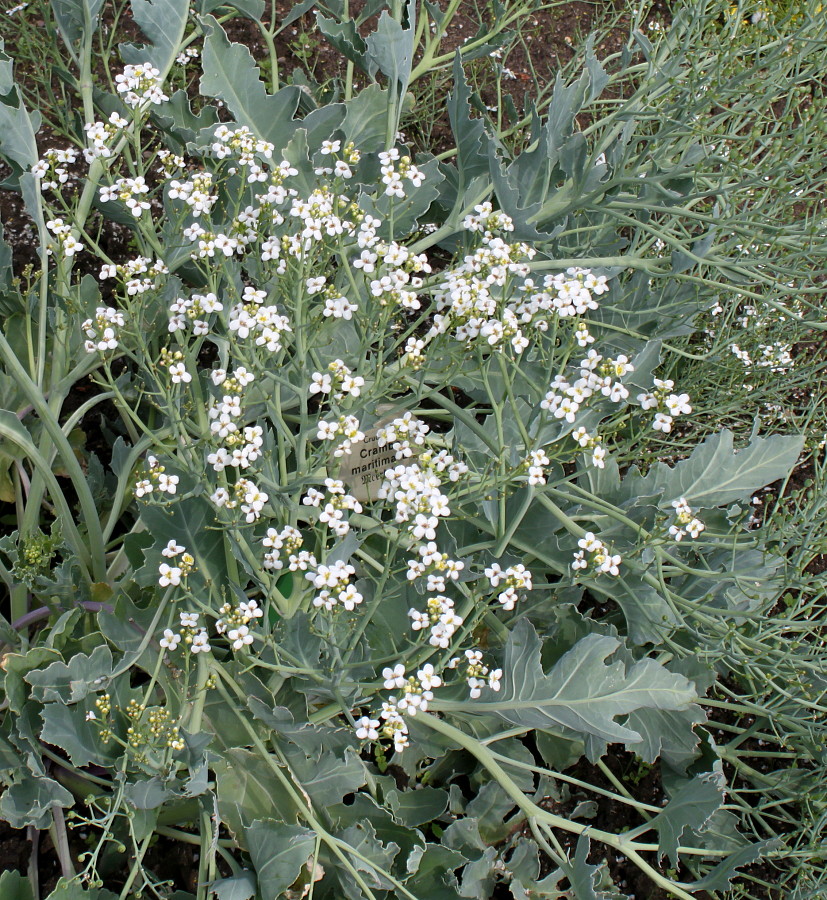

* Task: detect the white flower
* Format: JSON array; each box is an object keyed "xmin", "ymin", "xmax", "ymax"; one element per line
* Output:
[
  {"xmin": 160, "ymin": 629, "xmax": 181, "ymax": 651},
  {"xmin": 157, "ymin": 473, "xmax": 179, "ymax": 494},
  {"xmin": 190, "ymin": 629, "xmax": 211, "ymax": 654},
  {"xmin": 169, "ymin": 362, "xmax": 191, "ymax": 384},
  {"xmin": 228, "ymin": 624, "xmax": 254, "ymax": 650},
  {"xmin": 355, "ymin": 716, "xmax": 379, "ymax": 740},
  {"xmin": 161, "ymin": 540, "xmax": 185, "ymax": 558},
  {"xmin": 653, "ymin": 412, "xmax": 673, "ymax": 433},
  {"xmin": 158, "ymin": 563, "xmax": 182, "ymax": 587},
  {"xmin": 383, "ymin": 664, "xmax": 406, "ymax": 690}
]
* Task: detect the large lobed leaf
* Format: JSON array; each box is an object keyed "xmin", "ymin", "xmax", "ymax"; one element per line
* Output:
[{"xmin": 469, "ymin": 620, "xmax": 697, "ymax": 753}]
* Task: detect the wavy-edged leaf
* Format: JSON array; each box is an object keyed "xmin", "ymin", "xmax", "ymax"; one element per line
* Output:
[
  {"xmin": 214, "ymin": 749, "xmax": 301, "ymax": 846},
  {"xmin": 121, "ymin": 0, "xmax": 190, "ymax": 74},
  {"xmin": 0, "ymin": 869, "xmax": 33, "ymax": 900},
  {"xmin": 0, "ymin": 774, "xmax": 73, "ymax": 829},
  {"xmin": 649, "ymin": 773, "xmax": 724, "ymax": 865},
  {"xmin": 364, "ymin": 1, "xmax": 416, "ymax": 94},
  {"xmin": 647, "ymin": 429, "xmax": 804, "ymax": 509},
  {"xmin": 50, "ymin": 0, "xmax": 105, "ymax": 46},
  {"xmin": 39, "ymin": 701, "xmax": 119, "ymax": 766},
  {"xmin": 26, "ymin": 644, "xmax": 112, "ymax": 705},
  {"xmin": 465, "ymin": 620, "xmax": 696, "ymax": 753},
  {"xmin": 0, "ymin": 87, "xmax": 40, "ymax": 172},
  {"xmin": 43, "ymin": 880, "xmax": 118, "ymax": 899},
  {"xmin": 210, "ymin": 872, "xmax": 256, "ymax": 900},
  {"xmin": 686, "ymin": 839, "xmax": 779, "ymax": 892},
  {"xmin": 246, "ymin": 820, "xmax": 315, "ymax": 900},
  {"xmin": 196, "ymin": 0, "xmax": 263, "ymax": 19},
  {"xmin": 199, "ymin": 16, "xmax": 302, "ymax": 151}
]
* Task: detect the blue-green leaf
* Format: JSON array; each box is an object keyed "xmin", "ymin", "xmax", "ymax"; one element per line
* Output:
[
  {"xmin": 467, "ymin": 619, "xmax": 696, "ymax": 751},
  {"xmin": 199, "ymin": 16, "xmax": 302, "ymax": 151},
  {"xmin": 26, "ymin": 644, "xmax": 112, "ymax": 705},
  {"xmin": 210, "ymin": 872, "xmax": 257, "ymax": 900},
  {"xmin": 649, "ymin": 773, "xmax": 724, "ymax": 865},
  {"xmin": 50, "ymin": 0, "xmax": 105, "ymax": 46},
  {"xmin": 0, "ymin": 870, "xmax": 33, "ymax": 900},
  {"xmin": 121, "ymin": 0, "xmax": 190, "ymax": 74},
  {"xmin": 246, "ymin": 820, "xmax": 315, "ymax": 900}
]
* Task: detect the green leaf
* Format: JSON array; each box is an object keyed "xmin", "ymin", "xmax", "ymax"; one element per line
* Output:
[
  {"xmin": 209, "ymin": 872, "xmax": 257, "ymax": 900},
  {"xmin": 335, "ymin": 819, "xmax": 400, "ymax": 894},
  {"xmin": 385, "ymin": 785, "xmax": 448, "ymax": 828},
  {"xmin": 649, "ymin": 773, "xmax": 724, "ymax": 865},
  {"xmin": 246, "ymin": 819, "xmax": 315, "ymax": 900},
  {"xmin": 0, "ymin": 870, "xmax": 33, "ymax": 900},
  {"xmin": 315, "ymin": 14, "xmax": 368, "ymax": 70},
  {"xmin": 567, "ymin": 834, "xmax": 614, "ymax": 899},
  {"xmin": 468, "ymin": 620, "xmax": 696, "ymax": 753},
  {"xmin": 0, "ymin": 44, "xmax": 15, "ymax": 96},
  {"xmin": 199, "ymin": 16, "xmax": 302, "ymax": 151},
  {"xmin": 121, "ymin": 0, "xmax": 190, "ymax": 74},
  {"xmin": 686, "ymin": 839, "xmax": 779, "ymax": 892},
  {"xmin": 50, "ymin": 0, "xmax": 105, "ymax": 46},
  {"xmin": 624, "ymin": 701, "xmax": 706, "ymax": 772},
  {"xmin": 341, "ymin": 84, "xmax": 392, "ymax": 149},
  {"xmin": 0, "ymin": 87, "xmax": 40, "ymax": 173},
  {"xmin": 364, "ymin": 1, "xmax": 416, "ymax": 95},
  {"xmin": 214, "ymin": 749, "xmax": 301, "ymax": 845},
  {"xmin": 646, "ymin": 430, "xmax": 804, "ymax": 509},
  {"xmin": 447, "ymin": 52, "xmax": 490, "ymax": 185},
  {"xmin": 25, "ymin": 644, "xmax": 112, "ymax": 704},
  {"xmin": 39, "ymin": 701, "xmax": 119, "ymax": 767},
  {"xmin": 465, "ymin": 781, "xmax": 518, "ymax": 843},
  {"xmin": 138, "ymin": 495, "xmax": 228, "ymax": 593},
  {"xmin": 196, "ymin": 0, "xmax": 264, "ymax": 19},
  {"xmin": 0, "ymin": 774, "xmax": 73, "ymax": 829},
  {"xmin": 2, "ymin": 646, "xmax": 63, "ymax": 713}
]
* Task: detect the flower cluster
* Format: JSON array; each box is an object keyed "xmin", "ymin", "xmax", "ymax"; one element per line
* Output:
[
  {"xmin": 216, "ymin": 598, "xmax": 264, "ymax": 649},
  {"xmin": 226, "ymin": 285, "xmax": 292, "ymax": 351},
  {"xmin": 261, "ymin": 525, "xmax": 304, "ymax": 570},
  {"xmin": 115, "ymin": 63, "xmax": 169, "ymax": 109},
  {"xmin": 377, "ymin": 148, "xmax": 424, "ymax": 198},
  {"xmin": 168, "ymin": 171, "xmax": 218, "ymax": 217},
  {"xmin": 101, "ymin": 255, "xmax": 168, "ymax": 296},
  {"xmin": 571, "ymin": 427, "xmax": 608, "ymax": 469},
  {"xmin": 571, "ymin": 532, "xmax": 622, "ymax": 576},
  {"xmin": 636, "ymin": 378, "xmax": 692, "ymax": 433},
  {"xmin": 484, "ymin": 562, "xmax": 533, "ymax": 611},
  {"xmin": 124, "ymin": 700, "xmax": 185, "ymax": 753},
  {"xmin": 100, "ymin": 175, "xmax": 151, "ymax": 218},
  {"xmin": 376, "ymin": 412, "xmax": 429, "ymax": 459},
  {"xmin": 315, "ymin": 139, "xmax": 362, "ymax": 180},
  {"xmin": 448, "ymin": 649, "xmax": 503, "ymax": 698},
  {"xmin": 302, "ymin": 479, "xmax": 363, "ymax": 537},
  {"xmin": 669, "ymin": 498, "xmax": 705, "ymax": 541},
  {"xmin": 158, "ymin": 540, "xmax": 195, "ymax": 588},
  {"xmin": 83, "ymin": 113, "xmax": 129, "ymax": 162},
  {"xmin": 134, "ymin": 455, "xmax": 178, "ymax": 499},
  {"xmin": 82, "ymin": 306, "xmax": 124, "ymax": 353},
  {"xmin": 309, "ymin": 359, "xmax": 365, "ymax": 401},
  {"xmin": 317, "ymin": 415, "xmax": 365, "ymax": 457},
  {"xmin": 168, "ymin": 290, "xmax": 224, "ymax": 334},
  {"xmin": 32, "ymin": 148, "xmax": 77, "ymax": 191},
  {"xmin": 409, "ymin": 593, "xmax": 464, "ymax": 648},
  {"xmin": 542, "ymin": 351, "xmax": 636, "ymax": 424},
  {"xmin": 211, "ymin": 476, "xmax": 269, "ymax": 522},
  {"xmin": 306, "ymin": 558, "xmax": 363, "ymax": 611},
  {"xmin": 46, "ymin": 217, "xmax": 84, "ymax": 257}
]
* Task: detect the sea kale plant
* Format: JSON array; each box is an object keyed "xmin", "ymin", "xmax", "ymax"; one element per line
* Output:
[{"xmin": 0, "ymin": 1, "xmax": 820, "ymax": 898}]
